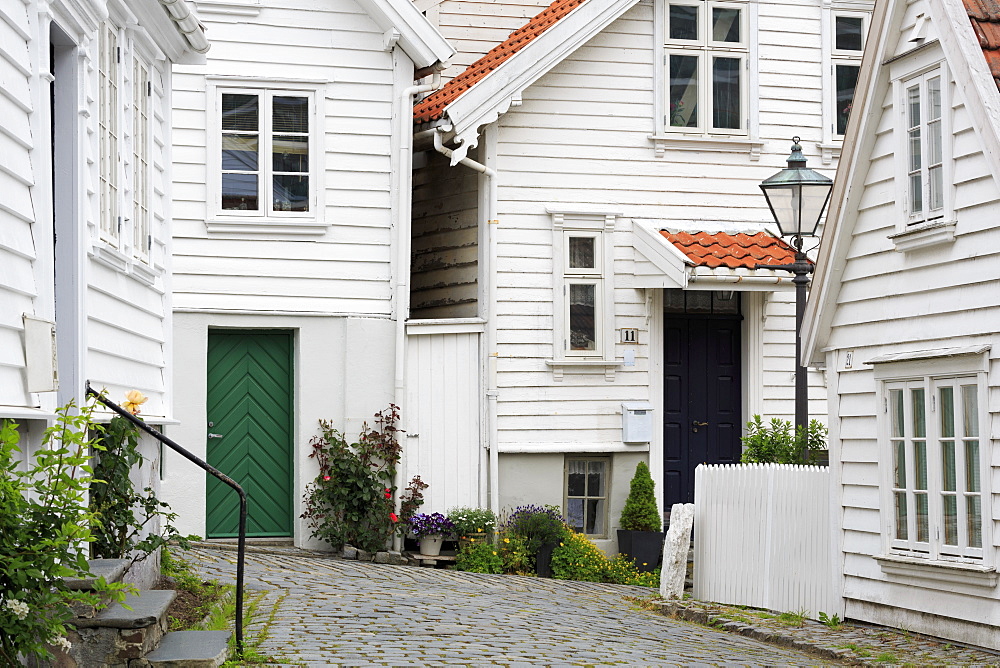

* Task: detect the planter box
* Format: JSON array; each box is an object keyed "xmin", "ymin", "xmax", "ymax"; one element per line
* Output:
[{"xmin": 617, "ymin": 529, "xmax": 665, "ymax": 573}]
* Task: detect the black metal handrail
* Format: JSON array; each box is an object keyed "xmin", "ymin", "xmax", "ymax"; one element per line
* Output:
[{"xmin": 86, "ymin": 382, "xmax": 245, "ymax": 656}]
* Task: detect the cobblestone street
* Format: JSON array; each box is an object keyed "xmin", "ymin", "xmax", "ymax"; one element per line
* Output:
[{"xmin": 186, "ymin": 547, "xmax": 838, "ymax": 666}]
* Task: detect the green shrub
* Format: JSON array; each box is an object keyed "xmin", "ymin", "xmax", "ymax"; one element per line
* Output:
[
  {"xmin": 619, "ymin": 462, "xmax": 661, "ymax": 532},
  {"xmin": 455, "ymin": 540, "xmax": 503, "ymax": 574},
  {"xmin": 605, "ymin": 554, "xmax": 660, "ymax": 588},
  {"xmin": 447, "ymin": 506, "xmax": 497, "ymax": 538},
  {"xmin": 501, "ymin": 505, "xmax": 569, "ymax": 556},
  {"xmin": 497, "ymin": 532, "xmax": 533, "ymax": 575},
  {"xmin": 550, "ymin": 531, "xmax": 607, "ymax": 582},
  {"xmin": 740, "ymin": 415, "xmax": 828, "ymax": 465}
]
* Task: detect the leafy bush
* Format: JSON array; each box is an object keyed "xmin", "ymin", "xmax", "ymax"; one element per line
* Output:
[
  {"xmin": 501, "ymin": 505, "xmax": 569, "ymax": 556},
  {"xmin": 740, "ymin": 415, "xmax": 828, "ymax": 465},
  {"xmin": 1, "ymin": 406, "xmax": 130, "ymax": 664},
  {"xmin": 550, "ymin": 530, "xmax": 607, "ymax": 582},
  {"xmin": 455, "ymin": 540, "xmax": 503, "ymax": 574},
  {"xmin": 301, "ymin": 406, "xmax": 418, "ymax": 552},
  {"xmin": 447, "ymin": 506, "xmax": 497, "ymax": 538},
  {"xmin": 619, "ymin": 462, "xmax": 661, "ymax": 532},
  {"xmin": 605, "ymin": 554, "xmax": 660, "ymax": 587},
  {"xmin": 496, "ymin": 532, "xmax": 533, "ymax": 575}
]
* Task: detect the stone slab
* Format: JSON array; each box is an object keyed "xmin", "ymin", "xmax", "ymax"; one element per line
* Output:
[
  {"xmin": 64, "ymin": 559, "xmax": 130, "ymax": 590},
  {"xmin": 73, "ymin": 589, "xmax": 176, "ymax": 629},
  {"xmin": 145, "ymin": 630, "xmax": 231, "ymax": 667}
]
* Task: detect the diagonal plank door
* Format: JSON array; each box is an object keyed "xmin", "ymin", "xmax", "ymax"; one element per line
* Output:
[{"xmin": 207, "ymin": 330, "xmax": 293, "ymax": 537}]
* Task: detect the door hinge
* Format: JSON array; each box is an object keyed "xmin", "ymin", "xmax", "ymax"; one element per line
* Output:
[
  {"xmin": 117, "ymin": 216, "xmax": 122, "ymax": 234},
  {"xmin": 147, "ymin": 80, "xmax": 152, "ymax": 97},
  {"xmin": 116, "ymin": 46, "xmax": 121, "ymax": 64},
  {"xmin": 883, "ymin": 396, "xmax": 888, "ymax": 413},
  {"xmin": 147, "ymin": 234, "xmax": 152, "ymax": 251}
]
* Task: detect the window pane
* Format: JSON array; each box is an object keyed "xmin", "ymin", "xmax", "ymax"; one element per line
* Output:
[
  {"xmin": 835, "ymin": 64, "xmax": 860, "ymax": 135},
  {"xmin": 222, "ymin": 134, "xmax": 259, "ymax": 171},
  {"xmin": 942, "ymin": 441, "xmax": 956, "ymax": 492},
  {"xmin": 222, "ymin": 93, "xmax": 259, "ymax": 131},
  {"xmin": 685, "ymin": 291, "xmax": 711, "ymax": 314},
  {"xmin": 914, "ymin": 441, "xmax": 927, "ymax": 490},
  {"xmin": 586, "ymin": 498, "xmax": 605, "ymax": 535},
  {"xmin": 928, "ymin": 77, "xmax": 942, "ymax": 121},
  {"xmin": 907, "ymin": 85, "xmax": 920, "ymax": 127},
  {"xmin": 587, "ymin": 460, "xmax": 605, "ymax": 496},
  {"xmin": 273, "ymin": 135, "xmax": 309, "ymax": 173},
  {"xmin": 669, "ymin": 4, "xmax": 698, "ymax": 40},
  {"xmin": 893, "ymin": 440, "xmax": 906, "ymax": 488},
  {"xmin": 273, "ymin": 175, "xmax": 309, "ymax": 212},
  {"xmin": 929, "ymin": 165, "xmax": 943, "ymax": 211},
  {"xmin": 895, "ymin": 492, "xmax": 908, "ymax": 540},
  {"xmin": 835, "ymin": 16, "xmax": 864, "ymax": 51},
  {"xmin": 569, "ymin": 283, "xmax": 597, "ymax": 351},
  {"xmin": 569, "ymin": 237, "xmax": 596, "ymax": 270},
  {"xmin": 273, "ymin": 96, "xmax": 308, "ymax": 134},
  {"xmin": 940, "ymin": 386, "xmax": 955, "ymax": 437},
  {"xmin": 909, "ymin": 173, "xmax": 922, "ymax": 213},
  {"xmin": 712, "ymin": 57, "xmax": 741, "ymax": 129},
  {"xmin": 962, "ymin": 385, "xmax": 979, "ymax": 437},
  {"xmin": 943, "ymin": 494, "xmax": 958, "ymax": 545},
  {"xmin": 967, "ymin": 495, "xmax": 982, "ymax": 548},
  {"xmin": 567, "ymin": 498, "xmax": 584, "ymax": 533},
  {"xmin": 669, "ymin": 55, "xmax": 699, "ymax": 127},
  {"xmin": 222, "ymin": 173, "xmax": 258, "ymax": 210},
  {"xmin": 915, "ymin": 493, "xmax": 928, "ymax": 543},
  {"xmin": 911, "ymin": 388, "xmax": 925, "ymax": 438},
  {"xmin": 567, "ymin": 460, "xmax": 586, "ymax": 496},
  {"xmin": 966, "ymin": 441, "xmax": 981, "ymax": 493},
  {"xmin": 908, "ymin": 128, "xmax": 921, "ymax": 172},
  {"xmin": 712, "ymin": 291, "xmax": 739, "ymax": 314},
  {"xmin": 712, "ymin": 7, "xmax": 740, "ymax": 42},
  {"xmin": 890, "ymin": 389, "xmax": 904, "ymax": 438},
  {"xmin": 664, "ymin": 289, "xmax": 685, "ymax": 313}
]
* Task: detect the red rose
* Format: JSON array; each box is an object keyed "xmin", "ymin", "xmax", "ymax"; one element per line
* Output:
[
  {"xmin": 389, "ymin": 512, "xmax": 398, "ymax": 522},
  {"xmin": 323, "ymin": 475, "xmax": 331, "ymax": 481}
]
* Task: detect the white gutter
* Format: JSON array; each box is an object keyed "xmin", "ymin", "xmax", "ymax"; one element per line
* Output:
[
  {"xmin": 414, "ymin": 128, "xmax": 497, "ymax": 177},
  {"xmin": 393, "ymin": 66, "xmax": 444, "ymax": 550},
  {"xmin": 158, "ymin": 0, "xmax": 210, "ymax": 53}
]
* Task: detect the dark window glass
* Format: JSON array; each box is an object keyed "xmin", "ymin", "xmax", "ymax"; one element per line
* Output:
[
  {"xmin": 836, "ymin": 64, "xmax": 860, "ymax": 135},
  {"xmin": 272, "ymin": 96, "xmax": 308, "ymax": 133},
  {"xmin": 669, "ymin": 4, "xmax": 698, "ymax": 40},
  {"xmin": 568, "ymin": 284, "xmax": 597, "ymax": 351},
  {"xmin": 669, "ymin": 55, "xmax": 699, "ymax": 127},
  {"xmin": 569, "ymin": 237, "xmax": 596, "ymax": 269},
  {"xmin": 222, "ymin": 135, "xmax": 258, "ymax": 171},
  {"xmin": 835, "ymin": 16, "xmax": 864, "ymax": 52},
  {"xmin": 222, "ymin": 94, "xmax": 258, "ymax": 131},
  {"xmin": 273, "ymin": 175, "xmax": 309, "ymax": 212},
  {"xmin": 222, "ymin": 173, "xmax": 258, "ymax": 210},
  {"xmin": 713, "ymin": 57, "xmax": 741, "ymax": 129},
  {"xmin": 664, "ymin": 289, "xmax": 742, "ymax": 315},
  {"xmin": 712, "ymin": 7, "xmax": 740, "ymax": 42},
  {"xmin": 273, "ymin": 135, "xmax": 309, "ymax": 173}
]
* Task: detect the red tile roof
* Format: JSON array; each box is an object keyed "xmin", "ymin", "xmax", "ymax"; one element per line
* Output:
[
  {"xmin": 966, "ymin": 0, "xmax": 1000, "ymax": 90},
  {"xmin": 413, "ymin": 0, "xmax": 587, "ymax": 124},
  {"xmin": 661, "ymin": 231, "xmax": 801, "ymax": 269}
]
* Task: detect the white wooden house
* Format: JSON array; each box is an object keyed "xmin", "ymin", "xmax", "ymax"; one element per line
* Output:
[
  {"xmin": 0, "ymin": 0, "xmax": 207, "ymax": 585},
  {"xmin": 803, "ymin": 0, "xmax": 1000, "ymax": 649},
  {"xmin": 405, "ymin": 0, "xmax": 872, "ymax": 553},
  {"xmin": 159, "ymin": 0, "xmax": 453, "ymax": 544}
]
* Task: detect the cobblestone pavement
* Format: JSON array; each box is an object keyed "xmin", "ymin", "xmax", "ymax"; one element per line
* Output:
[{"xmin": 185, "ymin": 547, "xmax": 840, "ymax": 666}]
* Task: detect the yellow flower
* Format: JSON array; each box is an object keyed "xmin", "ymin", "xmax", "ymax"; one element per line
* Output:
[
  {"xmin": 123, "ymin": 390, "xmax": 148, "ymax": 415},
  {"xmin": 493, "ymin": 551, "xmax": 498, "ymax": 556},
  {"xmin": 559, "ymin": 542, "xmax": 563, "ymax": 547},
  {"xmin": 503, "ymin": 538, "xmax": 510, "ymax": 543},
  {"xmin": 476, "ymin": 527, "xmax": 482, "ymax": 532},
  {"xmin": 470, "ymin": 538, "xmax": 476, "ymax": 542}
]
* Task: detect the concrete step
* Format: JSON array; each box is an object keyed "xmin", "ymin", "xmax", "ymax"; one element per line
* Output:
[
  {"xmin": 74, "ymin": 589, "xmax": 176, "ymax": 629},
  {"xmin": 145, "ymin": 631, "xmax": 231, "ymax": 667}
]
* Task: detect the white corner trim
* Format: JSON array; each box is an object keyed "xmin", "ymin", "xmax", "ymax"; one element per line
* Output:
[
  {"xmin": 888, "ymin": 219, "xmax": 956, "ymax": 251},
  {"xmin": 875, "ymin": 553, "xmax": 998, "ymax": 588}
]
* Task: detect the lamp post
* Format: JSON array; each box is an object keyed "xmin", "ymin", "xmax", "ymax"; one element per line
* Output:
[{"xmin": 757, "ymin": 137, "xmax": 833, "ymax": 452}]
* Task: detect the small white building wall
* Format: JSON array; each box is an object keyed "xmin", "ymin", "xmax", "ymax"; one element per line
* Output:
[
  {"xmin": 823, "ymin": 12, "xmax": 1000, "ymax": 646},
  {"xmin": 172, "ymin": 0, "xmax": 401, "ymax": 316},
  {"xmin": 489, "ymin": 0, "xmax": 832, "ymax": 456}
]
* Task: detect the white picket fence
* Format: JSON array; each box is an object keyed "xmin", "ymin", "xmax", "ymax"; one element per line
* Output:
[{"xmin": 693, "ymin": 463, "xmax": 843, "ymax": 619}]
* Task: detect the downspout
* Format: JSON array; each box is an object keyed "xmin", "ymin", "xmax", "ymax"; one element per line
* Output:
[{"xmin": 393, "ymin": 65, "xmax": 443, "ymax": 550}]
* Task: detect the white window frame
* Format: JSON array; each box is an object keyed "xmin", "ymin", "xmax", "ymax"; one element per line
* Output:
[
  {"xmin": 98, "ymin": 22, "xmax": 120, "ymax": 247},
  {"xmin": 208, "ymin": 80, "xmax": 326, "ymax": 235},
  {"xmin": 830, "ymin": 10, "xmax": 867, "ymax": 138},
  {"xmin": 548, "ymin": 210, "xmax": 618, "ymax": 378},
  {"xmin": 565, "ymin": 456, "xmax": 611, "ymax": 538},
  {"xmin": 874, "ymin": 352, "xmax": 991, "ymax": 569},
  {"xmin": 901, "ymin": 69, "xmax": 946, "ymax": 226},
  {"xmin": 817, "ymin": 2, "xmax": 873, "ymax": 164},
  {"xmin": 132, "ymin": 54, "xmax": 152, "ymax": 264}
]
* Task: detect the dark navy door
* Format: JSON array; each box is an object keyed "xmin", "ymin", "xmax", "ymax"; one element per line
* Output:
[{"xmin": 663, "ymin": 291, "xmax": 742, "ymax": 509}]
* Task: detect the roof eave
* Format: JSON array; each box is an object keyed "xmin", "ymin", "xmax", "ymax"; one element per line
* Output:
[{"xmin": 354, "ymin": 0, "xmax": 455, "ymax": 69}]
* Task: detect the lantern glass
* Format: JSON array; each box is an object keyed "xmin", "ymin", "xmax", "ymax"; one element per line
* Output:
[{"xmin": 761, "ymin": 182, "xmax": 831, "ymax": 238}]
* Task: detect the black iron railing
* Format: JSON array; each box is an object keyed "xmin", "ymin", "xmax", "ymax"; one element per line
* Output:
[{"xmin": 86, "ymin": 382, "xmax": 246, "ymax": 656}]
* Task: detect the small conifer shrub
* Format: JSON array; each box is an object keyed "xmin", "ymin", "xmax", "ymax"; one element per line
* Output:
[{"xmin": 619, "ymin": 462, "xmax": 661, "ymax": 532}]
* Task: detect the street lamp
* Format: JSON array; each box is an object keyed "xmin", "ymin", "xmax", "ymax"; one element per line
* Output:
[{"xmin": 758, "ymin": 137, "xmax": 833, "ymax": 454}]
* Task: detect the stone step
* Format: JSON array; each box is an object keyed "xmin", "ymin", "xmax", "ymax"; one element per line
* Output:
[
  {"xmin": 73, "ymin": 589, "xmax": 176, "ymax": 629},
  {"xmin": 145, "ymin": 631, "xmax": 232, "ymax": 667},
  {"xmin": 65, "ymin": 558, "xmax": 130, "ymax": 590}
]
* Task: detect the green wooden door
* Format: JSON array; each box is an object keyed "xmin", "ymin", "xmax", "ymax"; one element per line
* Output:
[{"xmin": 206, "ymin": 330, "xmax": 293, "ymax": 537}]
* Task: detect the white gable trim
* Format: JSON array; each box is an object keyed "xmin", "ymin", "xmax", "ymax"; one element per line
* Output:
[
  {"xmin": 632, "ymin": 223, "xmax": 690, "ymax": 289},
  {"xmin": 354, "ymin": 0, "xmax": 454, "ymax": 69},
  {"xmin": 441, "ymin": 0, "xmax": 641, "ymax": 164}
]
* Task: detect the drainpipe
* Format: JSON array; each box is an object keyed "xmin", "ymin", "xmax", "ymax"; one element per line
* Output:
[{"xmin": 392, "ymin": 64, "xmax": 443, "ymax": 551}]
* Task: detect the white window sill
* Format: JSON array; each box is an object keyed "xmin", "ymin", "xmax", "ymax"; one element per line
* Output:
[
  {"xmin": 649, "ymin": 133, "xmax": 763, "ymax": 160},
  {"xmin": 876, "ymin": 553, "xmax": 997, "ymax": 588},
  {"xmin": 92, "ymin": 244, "xmax": 131, "ymax": 272},
  {"xmin": 889, "ymin": 219, "xmax": 956, "ymax": 252},
  {"xmin": 816, "ymin": 141, "xmax": 843, "ymax": 166},
  {"xmin": 206, "ymin": 217, "xmax": 330, "ymax": 236},
  {"xmin": 546, "ymin": 358, "xmax": 620, "ymax": 382}
]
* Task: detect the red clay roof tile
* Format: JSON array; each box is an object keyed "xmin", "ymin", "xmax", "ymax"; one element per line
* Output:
[
  {"xmin": 413, "ymin": 0, "xmax": 587, "ymax": 124},
  {"xmin": 661, "ymin": 231, "xmax": 800, "ymax": 269},
  {"xmin": 966, "ymin": 0, "xmax": 1000, "ymax": 90}
]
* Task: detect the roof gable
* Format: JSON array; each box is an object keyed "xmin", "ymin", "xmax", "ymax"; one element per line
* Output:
[{"xmin": 355, "ymin": 0, "xmax": 454, "ymax": 69}]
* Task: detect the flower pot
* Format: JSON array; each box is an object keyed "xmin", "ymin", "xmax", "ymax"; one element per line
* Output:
[
  {"xmin": 419, "ymin": 534, "xmax": 444, "ymax": 556},
  {"xmin": 617, "ymin": 529, "xmax": 665, "ymax": 573},
  {"xmin": 457, "ymin": 532, "xmax": 490, "ymax": 550},
  {"xmin": 535, "ymin": 543, "xmax": 557, "ymax": 578}
]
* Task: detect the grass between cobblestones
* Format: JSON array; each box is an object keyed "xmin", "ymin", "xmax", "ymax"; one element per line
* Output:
[{"xmin": 219, "ymin": 589, "xmax": 295, "ymax": 666}]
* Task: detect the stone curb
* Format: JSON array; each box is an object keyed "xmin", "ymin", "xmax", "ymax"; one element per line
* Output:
[{"xmin": 653, "ymin": 601, "xmax": 861, "ymax": 665}]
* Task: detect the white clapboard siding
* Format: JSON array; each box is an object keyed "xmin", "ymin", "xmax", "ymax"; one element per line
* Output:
[
  {"xmin": 405, "ymin": 327, "xmax": 483, "ymax": 512},
  {"xmin": 0, "ymin": 1, "xmax": 36, "ymax": 408},
  {"xmin": 694, "ymin": 464, "xmax": 841, "ymax": 619},
  {"xmin": 171, "ymin": 0, "xmax": 398, "ymax": 317}
]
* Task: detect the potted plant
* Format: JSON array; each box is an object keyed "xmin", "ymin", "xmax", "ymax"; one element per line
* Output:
[
  {"xmin": 447, "ymin": 506, "xmax": 497, "ymax": 548},
  {"xmin": 501, "ymin": 505, "xmax": 567, "ymax": 577},
  {"xmin": 617, "ymin": 462, "xmax": 665, "ymax": 573},
  {"xmin": 408, "ymin": 512, "xmax": 455, "ymax": 556}
]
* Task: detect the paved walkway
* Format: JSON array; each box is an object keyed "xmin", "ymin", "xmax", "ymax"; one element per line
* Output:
[{"xmin": 186, "ymin": 547, "xmax": 839, "ymax": 666}]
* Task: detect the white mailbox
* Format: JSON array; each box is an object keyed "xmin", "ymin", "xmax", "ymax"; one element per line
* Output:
[{"xmin": 622, "ymin": 402, "xmax": 653, "ymax": 443}]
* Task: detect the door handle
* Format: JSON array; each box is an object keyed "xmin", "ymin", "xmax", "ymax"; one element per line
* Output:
[
  {"xmin": 691, "ymin": 421, "xmax": 708, "ymax": 433},
  {"xmin": 208, "ymin": 433, "xmax": 224, "ymax": 439}
]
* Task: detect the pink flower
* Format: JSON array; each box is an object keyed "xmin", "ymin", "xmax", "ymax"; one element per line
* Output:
[
  {"xmin": 389, "ymin": 512, "xmax": 398, "ymax": 522},
  {"xmin": 323, "ymin": 475, "xmax": 331, "ymax": 481}
]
